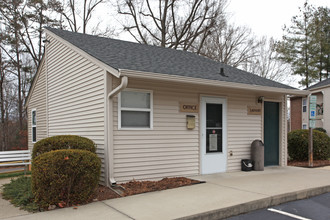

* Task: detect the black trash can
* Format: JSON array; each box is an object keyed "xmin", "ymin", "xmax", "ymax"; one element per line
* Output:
[
  {"xmin": 241, "ymin": 159, "xmax": 253, "ymax": 172},
  {"xmin": 251, "ymin": 139, "xmax": 264, "ymax": 171}
]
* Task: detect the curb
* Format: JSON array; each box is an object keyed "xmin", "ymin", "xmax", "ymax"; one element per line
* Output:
[{"xmin": 176, "ymin": 185, "xmax": 330, "ymax": 220}]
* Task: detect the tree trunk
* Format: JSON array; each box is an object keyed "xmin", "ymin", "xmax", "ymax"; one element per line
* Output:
[
  {"xmin": 304, "ymin": 15, "xmax": 309, "ymax": 88},
  {"xmin": 0, "ymin": 49, "xmax": 5, "ymax": 151},
  {"xmin": 13, "ymin": 3, "xmax": 23, "ymax": 131}
]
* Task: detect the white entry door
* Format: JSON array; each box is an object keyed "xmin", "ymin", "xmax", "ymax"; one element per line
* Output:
[{"xmin": 200, "ymin": 96, "xmax": 227, "ymax": 174}]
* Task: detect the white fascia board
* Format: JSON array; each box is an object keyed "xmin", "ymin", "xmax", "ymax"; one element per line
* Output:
[
  {"xmin": 44, "ymin": 29, "xmax": 120, "ymax": 78},
  {"xmin": 120, "ymin": 69, "xmax": 310, "ymax": 96},
  {"xmin": 24, "ymin": 56, "xmax": 46, "ymax": 109}
]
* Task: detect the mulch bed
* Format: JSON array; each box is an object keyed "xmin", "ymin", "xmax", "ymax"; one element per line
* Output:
[
  {"xmin": 94, "ymin": 185, "xmax": 120, "ymax": 201},
  {"xmin": 94, "ymin": 177, "xmax": 201, "ymax": 201},
  {"xmin": 288, "ymin": 160, "xmax": 330, "ymax": 168}
]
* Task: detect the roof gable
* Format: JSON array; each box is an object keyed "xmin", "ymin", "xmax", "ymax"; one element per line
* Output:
[{"xmin": 45, "ymin": 27, "xmax": 295, "ymax": 90}]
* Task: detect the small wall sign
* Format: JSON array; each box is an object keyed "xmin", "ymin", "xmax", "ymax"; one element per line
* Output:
[
  {"xmin": 309, "ymin": 96, "xmax": 317, "ymax": 119},
  {"xmin": 180, "ymin": 103, "xmax": 199, "ymax": 113},
  {"xmin": 247, "ymin": 106, "xmax": 262, "ymax": 115},
  {"xmin": 310, "ymin": 95, "xmax": 317, "ymax": 104}
]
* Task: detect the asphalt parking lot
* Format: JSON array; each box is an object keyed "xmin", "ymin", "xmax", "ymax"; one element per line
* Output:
[{"xmin": 227, "ymin": 192, "xmax": 330, "ymax": 220}]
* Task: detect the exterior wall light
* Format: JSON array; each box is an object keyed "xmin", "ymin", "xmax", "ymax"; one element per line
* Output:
[{"xmin": 258, "ymin": 96, "xmax": 264, "ymax": 103}]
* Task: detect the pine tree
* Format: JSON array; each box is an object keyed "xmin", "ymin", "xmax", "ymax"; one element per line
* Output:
[
  {"xmin": 310, "ymin": 6, "xmax": 330, "ymax": 81},
  {"xmin": 276, "ymin": 2, "xmax": 318, "ymax": 88}
]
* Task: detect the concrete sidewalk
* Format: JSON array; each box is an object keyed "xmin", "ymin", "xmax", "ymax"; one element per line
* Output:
[{"xmin": 1, "ymin": 166, "xmax": 330, "ymax": 220}]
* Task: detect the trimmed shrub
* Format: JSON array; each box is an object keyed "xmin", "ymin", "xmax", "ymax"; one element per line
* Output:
[
  {"xmin": 32, "ymin": 149, "xmax": 101, "ymax": 209},
  {"xmin": 32, "ymin": 135, "xmax": 96, "ymax": 159},
  {"xmin": 288, "ymin": 129, "xmax": 330, "ymax": 161},
  {"xmin": 314, "ymin": 127, "xmax": 327, "ymax": 134}
]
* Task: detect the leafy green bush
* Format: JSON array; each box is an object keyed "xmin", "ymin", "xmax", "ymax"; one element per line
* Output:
[
  {"xmin": 314, "ymin": 127, "xmax": 327, "ymax": 134},
  {"xmin": 32, "ymin": 149, "xmax": 101, "ymax": 209},
  {"xmin": 288, "ymin": 129, "xmax": 330, "ymax": 161},
  {"xmin": 32, "ymin": 135, "xmax": 96, "ymax": 159},
  {"xmin": 2, "ymin": 176, "xmax": 40, "ymax": 212}
]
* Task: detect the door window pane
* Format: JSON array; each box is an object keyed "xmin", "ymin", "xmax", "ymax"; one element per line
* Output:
[
  {"xmin": 206, "ymin": 104, "xmax": 222, "ymax": 127},
  {"xmin": 206, "ymin": 129, "xmax": 222, "ymax": 153},
  {"xmin": 121, "ymin": 111, "xmax": 150, "ymax": 127},
  {"xmin": 206, "ymin": 103, "xmax": 223, "ymax": 153},
  {"xmin": 121, "ymin": 91, "xmax": 150, "ymax": 109}
]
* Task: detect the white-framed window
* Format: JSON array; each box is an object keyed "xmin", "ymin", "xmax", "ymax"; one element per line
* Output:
[
  {"xmin": 302, "ymin": 123, "xmax": 307, "ymax": 129},
  {"xmin": 302, "ymin": 98, "xmax": 307, "ymax": 113},
  {"xmin": 31, "ymin": 109, "xmax": 37, "ymax": 143},
  {"xmin": 118, "ymin": 89, "xmax": 153, "ymax": 130}
]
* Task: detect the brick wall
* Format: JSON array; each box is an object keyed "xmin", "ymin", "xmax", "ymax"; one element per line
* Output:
[{"xmin": 290, "ymin": 97, "xmax": 302, "ymax": 131}]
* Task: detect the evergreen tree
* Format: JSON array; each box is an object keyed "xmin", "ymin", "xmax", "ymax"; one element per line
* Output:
[
  {"xmin": 276, "ymin": 2, "xmax": 317, "ymax": 88},
  {"xmin": 276, "ymin": 2, "xmax": 330, "ymax": 88},
  {"xmin": 310, "ymin": 6, "xmax": 330, "ymax": 81}
]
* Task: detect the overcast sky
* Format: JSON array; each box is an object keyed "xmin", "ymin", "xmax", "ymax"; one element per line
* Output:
[
  {"xmin": 107, "ymin": 0, "xmax": 330, "ymax": 41},
  {"xmin": 226, "ymin": 0, "xmax": 329, "ymax": 88},
  {"xmin": 226, "ymin": 0, "xmax": 330, "ymax": 39},
  {"xmin": 102, "ymin": 0, "xmax": 329, "ymax": 88}
]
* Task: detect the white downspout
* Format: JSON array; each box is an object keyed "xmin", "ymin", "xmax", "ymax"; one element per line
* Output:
[
  {"xmin": 107, "ymin": 76, "xmax": 128, "ymax": 185},
  {"xmin": 108, "ymin": 76, "xmax": 128, "ymax": 98}
]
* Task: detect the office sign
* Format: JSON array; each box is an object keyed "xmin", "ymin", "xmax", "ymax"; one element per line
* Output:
[{"xmin": 180, "ymin": 103, "xmax": 199, "ymax": 113}]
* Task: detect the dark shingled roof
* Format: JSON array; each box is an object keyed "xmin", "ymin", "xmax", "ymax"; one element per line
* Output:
[
  {"xmin": 307, "ymin": 78, "xmax": 330, "ymax": 90},
  {"xmin": 46, "ymin": 27, "xmax": 295, "ymax": 90}
]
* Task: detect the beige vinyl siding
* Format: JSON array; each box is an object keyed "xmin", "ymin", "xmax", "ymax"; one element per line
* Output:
[
  {"xmin": 46, "ymin": 34, "xmax": 106, "ymax": 183},
  {"xmin": 280, "ymin": 95, "xmax": 288, "ymax": 166},
  {"xmin": 309, "ymin": 87, "xmax": 330, "ymax": 137},
  {"xmin": 27, "ymin": 61, "xmax": 47, "ymax": 150},
  {"xmin": 112, "ymin": 78, "xmax": 283, "ymax": 182},
  {"xmin": 113, "ymin": 79, "xmax": 199, "ymax": 182},
  {"xmin": 323, "ymin": 87, "xmax": 330, "ymax": 136},
  {"xmin": 226, "ymin": 95, "xmax": 262, "ymax": 171}
]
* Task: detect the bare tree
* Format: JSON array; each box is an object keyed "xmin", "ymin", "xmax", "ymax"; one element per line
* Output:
[
  {"xmin": 0, "ymin": 43, "xmax": 8, "ymax": 151},
  {"xmin": 18, "ymin": 0, "xmax": 61, "ymax": 67},
  {"xmin": 52, "ymin": 0, "xmax": 105, "ymax": 33},
  {"xmin": 199, "ymin": 24, "xmax": 259, "ymax": 67},
  {"xmin": 241, "ymin": 37, "xmax": 291, "ymax": 83},
  {"xmin": 117, "ymin": 0, "xmax": 227, "ymax": 52},
  {"xmin": 0, "ymin": 0, "xmax": 25, "ymax": 131}
]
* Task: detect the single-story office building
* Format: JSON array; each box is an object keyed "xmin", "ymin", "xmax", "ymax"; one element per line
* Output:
[{"xmin": 25, "ymin": 28, "xmax": 308, "ymax": 186}]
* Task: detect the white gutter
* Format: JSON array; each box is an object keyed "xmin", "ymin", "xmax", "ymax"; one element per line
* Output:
[
  {"xmin": 120, "ymin": 69, "xmax": 309, "ymax": 96},
  {"xmin": 107, "ymin": 76, "xmax": 128, "ymax": 185}
]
